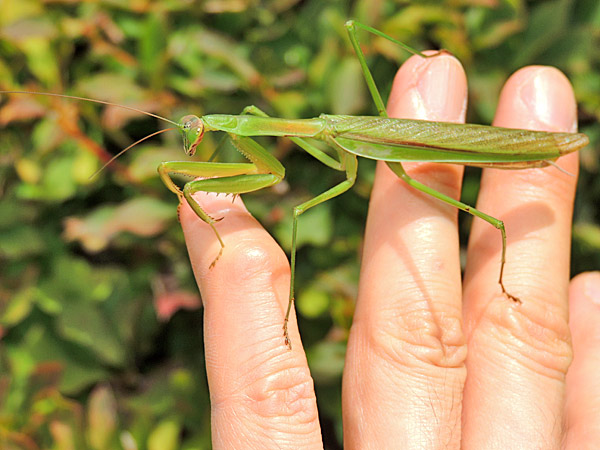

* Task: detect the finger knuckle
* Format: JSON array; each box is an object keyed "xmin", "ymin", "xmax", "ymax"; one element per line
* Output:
[
  {"xmin": 235, "ymin": 365, "xmax": 318, "ymax": 426},
  {"xmin": 480, "ymin": 297, "xmax": 572, "ymax": 379},
  {"xmin": 227, "ymin": 241, "xmax": 288, "ymax": 284},
  {"xmin": 368, "ymin": 302, "xmax": 467, "ymax": 371}
]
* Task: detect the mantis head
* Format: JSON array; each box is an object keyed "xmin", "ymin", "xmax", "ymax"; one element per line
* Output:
[{"xmin": 179, "ymin": 115, "xmax": 204, "ymax": 156}]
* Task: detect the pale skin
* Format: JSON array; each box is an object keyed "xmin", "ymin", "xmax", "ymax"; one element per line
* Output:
[{"xmin": 179, "ymin": 52, "xmax": 600, "ymax": 448}]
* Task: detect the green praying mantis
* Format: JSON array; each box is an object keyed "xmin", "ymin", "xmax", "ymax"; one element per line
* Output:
[{"xmin": 1, "ymin": 21, "xmax": 589, "ymax": 349}]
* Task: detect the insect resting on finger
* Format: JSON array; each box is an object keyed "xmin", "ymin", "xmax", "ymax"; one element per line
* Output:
[{"xmin": 1, "ymin": 20, "xmax": 589, "ymax": 350}]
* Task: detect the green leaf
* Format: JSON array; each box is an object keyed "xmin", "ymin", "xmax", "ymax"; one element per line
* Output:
[
  {"xmin": 297, "ymin": 286, "xmax": 330, "ymax": 318},
  {"xmin": 56, "ymin": 300, "xmax": 125, "ymax": 367},
  {"xmin": 12, "ymin": 324, "xmax": 108, "ymax": 394},
  {"xmin": 63, "ymin": 197, "xmax": 176, "ymax": 252},
  {"xmin": 274, "ymin": 202, "xmax": 333, "ymax": 251},
  {"xmin": 21, "ymin": 37, "xmax": 60, "ymax": 87},
  {"xmin": 87, "ymin": 385, "xmax": 119, "ymax": 450},
  {"xmin": 16, "ymin": 153, "xmax": 78, "ymax": 201},
  {"xmin": 139, "ymin": 14, "xmax": 167, "ymax": 90},
  {"xmin": 328, "ymin": 57, "xmax": 367, "ymax": 115},
  {"xmin": 0, "ymin": 225, "xmax": 46, "ymax": 258},
  {"xmin": 0, "ymin": 287, "xmax": 34, "ymax": 327},
  {"xmin": 147, "ymin": 419, "xmax": 181, "ymax": 450},
  {"xmin": 306, "ymin": 341, "xmax": 346, "ymax": 384}
]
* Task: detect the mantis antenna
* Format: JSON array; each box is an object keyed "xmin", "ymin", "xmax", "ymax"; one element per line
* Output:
[
  {"xmin": 0, "ymin": 91, "xmax": 179, "ymax": 126},
  {"xmin": 0, "ymin": 90, "xmax": 182, "ymax": 177},
  {"xmin": 89, "ymin": 127, "xmax": 176, "ymax": 179}
]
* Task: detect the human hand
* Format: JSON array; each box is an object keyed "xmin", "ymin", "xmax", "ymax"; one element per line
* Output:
[{"xmin": 179, "ymin": 52, "xmax": 600, "ymax": 448}]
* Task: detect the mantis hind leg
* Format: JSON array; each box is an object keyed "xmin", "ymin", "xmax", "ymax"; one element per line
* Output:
[
  {"xmin": 385, "ymin": 161, "xmax": 520, "ymax": 303},
  {"xmin": 346, "ymin": 21, "xmax": 519, "ymax": 302},
  {"xmin": 345, "ymin": 19, "xmax": 432, "ymax": 118}
]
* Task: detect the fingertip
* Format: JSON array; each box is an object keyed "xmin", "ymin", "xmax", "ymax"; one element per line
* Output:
[
  {"xmin": 569, "ymin": 271, "xmax": 600, "ymax": 322},
  {"xmin": 179, "ymin": 191, "xmax": 290, "ymax": 297},
  {"xmin": 179, "ymin": 189, "xmax": 292, "ymax": 305},
  {"xmin": 568, "ymin": 272, "xmax": 600, "ymax": 350},
  {"xmin": 565, "ymin": 272, "xmax": 600, "ymax": 446},
  {"xmin": 494, "ymin": 66, "xmax": 578, "ymax": 133},
  {"xmin": 179, "ymin": 192, "xmax": 251, "ymax": 276},
  {"xmin": 387, "ymin": 51, "xmax": 467, "ymax": 122},
  {"xmin": 179, "ymin": 191, "xmax": 295, "ymax": 348}
]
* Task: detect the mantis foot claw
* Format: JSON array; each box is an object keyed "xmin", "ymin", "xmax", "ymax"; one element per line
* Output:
[
  {"xmin": 209, "ymin": 246, "xmax": 224, "ymax": 269},
  {"xmin": 283, "ymin": 320, "xmax": 292, "ymax": 350},
  {"xmin": 501, "ymin": 284, "xmax": 522, "ymax": 304}
]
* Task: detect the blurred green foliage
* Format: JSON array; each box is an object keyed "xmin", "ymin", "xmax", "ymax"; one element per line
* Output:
[{"xmin": 0, "ymin": 0, "xmax": 598, "ymax": 448}]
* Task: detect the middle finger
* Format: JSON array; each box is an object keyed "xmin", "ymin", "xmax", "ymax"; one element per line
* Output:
[{"xmin": 343, "ymin": 53, "xmax": 468, "ymax": 449}]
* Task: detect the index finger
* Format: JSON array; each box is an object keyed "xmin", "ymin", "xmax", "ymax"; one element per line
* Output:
[{"xmin": 180, "ymin": 193, "xmax": 323, "ymax": 448}]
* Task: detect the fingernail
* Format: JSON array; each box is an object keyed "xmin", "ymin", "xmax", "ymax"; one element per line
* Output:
[
  {"xmin": 582, "ymin": 272, "xmax": 600, "ymax": 307},
  {"xmin": 388, "ymin": 53, "xmax": 467, "ymax": 122},
  {"xmin": 497, "ymin": 66, "xmax": 578, "ymax": 132},
  {"xmin": 416, "ymin": 55, "xmax": 467, "ymax": 122}
]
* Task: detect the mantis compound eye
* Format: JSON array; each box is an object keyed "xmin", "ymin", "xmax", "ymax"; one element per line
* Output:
[{"xmin": 179, "ymin": 115, "xmax": 204, "ymax": 156}]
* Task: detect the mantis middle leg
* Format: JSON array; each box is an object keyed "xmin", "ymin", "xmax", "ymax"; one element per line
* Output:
[{"xmin": 240, "ymin": 106, "xmax": 360, "ymax": 348}]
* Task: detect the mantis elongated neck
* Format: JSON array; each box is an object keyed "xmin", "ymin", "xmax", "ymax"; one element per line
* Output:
[{"xmin": 202, "ymin": 115, "xmax": 326, "ymax": 138}]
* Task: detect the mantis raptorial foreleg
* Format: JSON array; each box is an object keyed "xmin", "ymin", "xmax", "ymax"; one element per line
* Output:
[
  {"xmin": 345, "ymin": 20, "xmax": 520, "ymax": 302},
  {"xmin": 158, "ymin": 134, "xmax": 285, "ymax": 268},
  {"xmin": 164, "ymin": 102, "xmax": 358, "ymax": 346}
]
